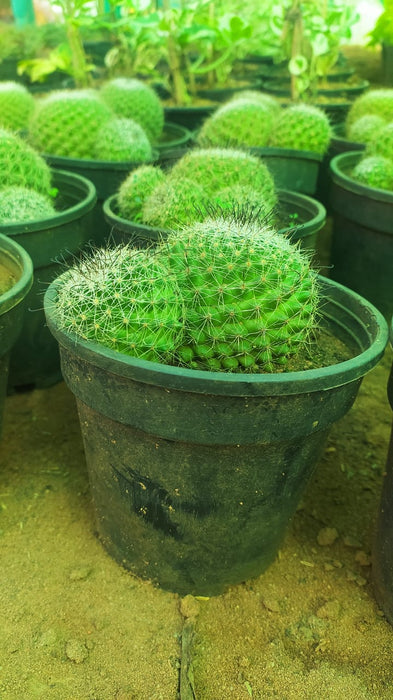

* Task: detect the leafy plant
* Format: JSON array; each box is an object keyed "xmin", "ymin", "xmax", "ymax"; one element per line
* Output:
[{"xmin": 369, "ymin": 1, "xmax": 393, "ymax": 47}]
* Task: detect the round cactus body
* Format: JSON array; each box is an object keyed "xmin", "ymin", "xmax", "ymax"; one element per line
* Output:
[
  {"xmin": 142, "ymin": 178, "xmax": 208, "ymax": 229},
  {"xmin": 168, "ymin": 148, "xmax": 277, "ymax": 197},
  {"xmin": 212, "ymin": 183, "xmax": 277, "ymax": 221},
  {"xmin": 0, "ymin": 128, "xmax": 52, "ymax": 194},
  {"xmin": 160, "ymin": 217, "xmax": 319, "ymax": 372},
  {"xmin": 346, "ymin": 89, "xmax": 393, "ymax": 127},
  {"xmin": 269, "ymin": 104, "xmax": 332, "ymax": 154},
  {"xmin": 366, "ymin": 121, "xmax": 393, "ymax": 161},
  {"xmin": 94, "ymin": 118, "xmax": 153, "ymax": 162},
  {"xmin": 55, "ymin": 246, "xmax": 184, "ymax": 363},
  {"xmin": 100, "ymin": 78, "xmax": 164, "ymax": 142},
  {"xmin": 196, "ymin": 99, "xmax": 275, "ymax": 148},
  {"xmin": 117, "ymin": 165, "xmax": 165, "ymax": 221},
  {"xmin": 0, "ymin": 81, "xmax": 35, "ymax": 132},
  {"xmin": 346, "ymin": 114, "xmax": 386, "ymax": 144},
  {"xmin": 28, "ymin": 89, "xmax": 114, "ymax": 159},
  {"xmin": 351, "ymin": 155, "xmax": 393, "ymax": 191},
  {"xmin": 0, "ymin": 186, "xmax": 56, "ymax": 223},
  {"xmin": 228, "ymin": 90, "xmax": 281, "ymax": 115}
]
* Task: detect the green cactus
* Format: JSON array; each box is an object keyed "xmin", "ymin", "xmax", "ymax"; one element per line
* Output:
[
  {"xmin": 366, "ymin": 121, "xmax": 393, "ymax": 161},
  {"xmin": 100, "ymin": 78, "xmax": 164, "ymax": 143},
  {"xmin": 168, "ymin": 148, "xmax": 277, "ymax": 198},
  {"xmin": 211, "ymin": 184, "xmax": 277, "ymax": 222},
  {"xmin": 228, "ymin": 90, "xmax": 281, "ymax": 115},
  {"xmin": 351, "ymin": 155, "xmax": 393, "ymax": 191},
  {"xmin": 54, "ymin": 245, "xmax": 184, "ymax": 363},
  {"xmin": 0, "ymin": 81, "xmax": 35, "ymax": 132},
  {"xmin": 0, "ymin": 186, "xmax": 56, "ymax": 223},
  {"xmin": 93, "ymin": 118, "xmax": 153, "ymax": 162},
  {"xmin": 117, "ymin": 165, "xmax": 165, "ymax": 221},
  {"xmin": 28, "ymin": 89, "xmax": 114, "ymax": 159},
  {"xmin": 0, "ymin": 128, "xmax": 52, "ymax": 195},
  {"xmin": 346, "ymin": 88, "xmax": 393, "ymax": 127},
  {"xmin": 159, "ymin": 217, "xmax": 319, "ymax": 372},
  {"xmin": 269, "ymin": 104, "xmax": 332, "ymax": 154},
  {"xmin": 142, "ymin": 177, "xmax": 208, "ymax": 229},
  {"xmin": 346, "ymin": 114, "xmax": 387, "ymax": 144},
  {"xmin": 196, "ymin": 98, "xmax": 275, "ymax": 148}
]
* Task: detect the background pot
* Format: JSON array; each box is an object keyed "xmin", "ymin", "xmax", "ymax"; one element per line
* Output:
[
  {"xmin": 0, "ymin": 234, "xmax": 33, "ymax": 433},
  {"xmin": 3, "ymin": 169, "xmax": 96, "ymax": 390},
  {"xmin": 44, "ymin": 275, "xmax": 387, "ymax": 596},
  {"xmin": 251, "ymin": 146, "xmax": 323, "ymax": 195},
  {"xmin": 329, "ymin": 150, "xmax": 393, "ymax": 319},
  {"xmin": 103, "ymin": 189, "xmax": 326, "ymax": 254}
]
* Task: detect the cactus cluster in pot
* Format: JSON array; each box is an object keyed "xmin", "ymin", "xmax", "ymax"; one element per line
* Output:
[
  {"xmin": 343, "ymin": 88, "xmax": 393, "ymax": 147},
  {"xmin": 53, "ymin": 214, "xmax": 320, "ymax": 374},
  {"xmin": 0, "ymin": 81, "xmax": 35, "ymax": 132},
  {"xmin": 196, "ymin": 93, "xmax": 332, "ymax": 155},
  {"xmin": 0, "ymin": 128, "xmax": 56, "ymax": 223}
]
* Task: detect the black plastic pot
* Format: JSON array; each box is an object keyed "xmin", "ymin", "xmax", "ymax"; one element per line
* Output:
[
  {"xmin": 155, "ymin": 122, "xmax": 193, "ymax": 169},
  {"xmin": 251, "ymin": 146, "xmax": 323, "ymax": 195},
  {"xmin": 0, "ymin": 234, "xmax": 33, "ymax": 433},
  {"xmin": 382, "ymin": 43, "xmax": 393, "ymax": 85},
  {"xmin": 329, "ymin": 150, "xmax": 393, "ymax": 319},
  {"xmin": 262, "ymin": 78, "xmax": 369, "ymax": 100},
  {"xmin": 316, "ymin": 125, "xmax": 365, "ymax": 212},
  {"xmin": 103, "ymin": 189, "xmax": 326, "ymax": 254},
  {"xmin": 44, "ymin": 274, "xmax": 387, "ymax": 596},
  {"xmin": 164, "ymin": 106, "xmax": 217, "ymax": 131},
  {"xmin": 3, "ymin": 169, "xmax": 96, "ymax": 390},
  {"xmin": 373, "ymin": 319, "xmax": 393, "ymax": 622}
]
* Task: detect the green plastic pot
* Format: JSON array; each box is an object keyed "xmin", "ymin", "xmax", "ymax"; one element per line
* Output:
[
  {"xmin": 329, "ymin": 150, "xmax": 393, "ymax": 319},
  {"xmin": 0, "ymin": 234, "xmax": 33, "ymax": 433},
  {"xmin": 2, "ymin": 168, "xmax": 96, "ymax": 390},
  {"xmin": 102, "ymin": 188, "xmax": 326, "ymax": 253},
  {"xmin": 251, "ymin": 146, "xmax": 323, "ymax": 195},
  {"xmin": 44, "ymin": 275, "xmax": 387, "ymax": 596},
  {"xmin": 373, "ymin": 318, "xmax": 393, "ymax": 623}
]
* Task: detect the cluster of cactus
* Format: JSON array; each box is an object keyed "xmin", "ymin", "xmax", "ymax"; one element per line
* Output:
[
  {"xmin": 351, "ymin": 155, "xmax": 393, "ymax": 191},
  {"xmin": 0, "ymin": 128, "xmax": 52, "ymax": 195},
  {"xmin": 366, "ymin": 122, "xmax": 393, "ymax": 162},
  {"xmin": 269, "ymin": 104, "xmax": 332, "ymax": 155},
  {"xmin": 93, "ymin": 118, "xmax": 153, "ymax": 163},
  {"xmin": 117, "ymin": 148, "xmax": 278, "ymax": 231},
  {"xmin": 100, "ymin": 78, "xmax": 164, "ymax": 143},
  {"xmin": 54, "ymin": 216, "xmax": 319, "ymax": 374},
  {"xmin": 0, "ymin": 81, "xmax": 35, "ymax": 132},
  {"xmin": 196, "ymin": 96, "xmax": 331, "ymax": 155},
  {"xmin": 54, "ymin": 245, "xmax": 184, "ymax": 364},
  {"xmin": 346, "ymin": 89, "xmax": 393, "ymax": 128},
  {"xmin": 0, "ymin": 186, "xmax": 56, "ymax": 223},
  {"xmin": 346, "ymin": 114, "xmax": 387, "ymax": 145},
  {"xmin": 117, "ymin": 165, "xmax": 165, "ymax": 222}
]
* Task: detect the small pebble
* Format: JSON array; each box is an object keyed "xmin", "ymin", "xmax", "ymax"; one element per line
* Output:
[
  {"xmin": 316, "ymin": 599, "xmax": 340, "ymax": 620},
  {"xmin": 69, "ymin": 566, "xmax": 91, "ymax": 581},
  {"xmin": 180, "ymin": 594, "xmax": 200, "ymax": 620},
  {"xmin": 355, "ymin": 550, "xmax": 372, "ymax": 567},
  {"xmin": 317, "ymin": 527, "xmax": 338, "ymax": 546},
  {"xmin": 261, "ymin": 595, "xmax": 280, "ymax": 613},
  {"xmin": 343, "ymin": 535, "xmax": 363, "ymax": 548},
  {"xmin": 65, "ymin": 639, "xmax": 89, "ymax": 664}
]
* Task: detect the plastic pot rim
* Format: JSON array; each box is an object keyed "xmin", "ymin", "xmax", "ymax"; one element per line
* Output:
[
  {"xmin": 44, "ymin": 275, "xmax": 388, "ymax": 398},
  {"xmin": 155, "ymin": 121, "xmax": 193, "ymax": 150},
  {"xmin": 330, "ymin": 150, "xmax": 393, "ymax": 203},
  {"xmin": 0, "ymin": 233, "xmax": 33, "ymax": 316},
  {"xmin": 250, "ymin": 146, "xmax": 324, "ymax": 163},
  {"xmin": 0, "ymin": 168, "xmax": 97, "ymax": 235}
]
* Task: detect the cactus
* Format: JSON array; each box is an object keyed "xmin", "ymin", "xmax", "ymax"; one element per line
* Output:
[
  {"xmin": 0, "ymin": 81, "xmax": 35, "ymax": 132},
  {"xmin": 0, "ymin": 186, "xmax": 56, "ymax": 223},
  {"xmin": 28, "ymin": 89, "xmax": 114, "ymax": 159},
  {"xmin": 54, "ymin": 245, "xmax": 184, "ymax": 363},
  {"xmin": 159, "ymin": 216, "xmax": 319, "ymax": 372},
  {"xmin": 168, "ymin": 148, "xmax": 277, "ymax": 198},
  {"xmin": 351, "ymin": 155, "xmax": 393, "ymax": 191},
  {"xmin": 346, "ymin": 114, "xmax": 387, "ymax": 145},
  {"xmin": 142, "ymin": 177, "xmax": 208, "ymax": 229},
  {"xmin": 228, "ymin": 90, "xmax": 281, "ymax": 115},
  {"xmin": 100, "ymin": 78, "xmax": 164, "ymax": 143},
  {"xmin": 196, "ymin": 98, "xmax": 275, "ymax": 148},
  {"xmin": 346, "ymin": 88, "xmax": 393, "ymax": 127},
  {"xmin": 93, "ymin": 118, "xmax": 153, "ymax": 162},
  {"xmin": 366, "ymin": 121, "xmax": 393, "ymax": 162},
  {"xmin": 269, "ymin": 104, "xmax": 332, "ymax": 154},
  {"xmin": 117, "ymin": 165, "xmax": 165, "ymax": 221},
  {"xmin": 0, "ymin": 128, "xmax": 52, "ymax": 195}
]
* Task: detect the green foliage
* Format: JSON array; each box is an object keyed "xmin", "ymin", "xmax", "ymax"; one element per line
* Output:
[
  {"xmin": 54, "ymin": 245, "xmax": 184, "ymax": 363},
  {"xmin": 100, "ymin": 77, "xmax": 164, "ymax": 142},
  {"xmin": 369, "ymin": 1, "xmax": 393, "ymax": 47},
  {"xmin": 0, "ymin": 82, "xmax": 35, "ymax": 132},
  {"xmin": 196, "ymin": 98, "xmax": 276, "ymax": 148},
  {"xmin": 346, "ymin": 89, "xmax": 393, "ymax": 127},
  {"xmin": 346, "ymin": 114, "xmax": 387, "ymax": 144},
  {"xmin": 28, "ymin": 89, "xmax": 114, "ymax": 159},
  {"xmin": 351, "ymin": 155, "xmax": 393, "ymax": 191},
  {"xmin": 117, "ymin": 165, "xmax": 165, "ymax": 222},
  {"xmin": 269, "ymin": 103, "xmax": 331, "ymax": 154},
  {"xmin": 0, "ymin": 186, "xmax": 56, "ymax": 223},
  {"xmin": 0, "ymin": 128, "xmax": 52, "ymax": 195},
  {"xmin": 93, "ymin": 118, "xmax": 153, "ymax": 162},
  {"xmin": 160, "ymin": 217, "xmax": 319, "ymax": 372}
]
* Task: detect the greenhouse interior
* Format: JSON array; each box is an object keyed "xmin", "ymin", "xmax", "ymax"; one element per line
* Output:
[{"xmin": 3, "ymin": 0, "xmax": 393, "ymax": 698}]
